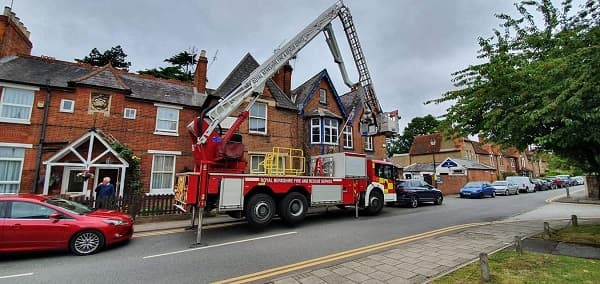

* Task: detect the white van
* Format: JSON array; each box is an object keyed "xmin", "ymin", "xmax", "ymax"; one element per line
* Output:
[{"xmin": 506, "ymin": 176, "xmax": 535, "ymax": 193}]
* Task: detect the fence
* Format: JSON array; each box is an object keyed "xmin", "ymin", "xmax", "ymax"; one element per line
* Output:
[{"xmin": 60, "ymin": 193, "xmax": 184, "ymax": 220}]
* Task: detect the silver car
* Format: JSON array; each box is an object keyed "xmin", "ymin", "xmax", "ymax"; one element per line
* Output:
[{"xmin": 491, "ymin": 180, "xmax": 519, "ymax": 195}]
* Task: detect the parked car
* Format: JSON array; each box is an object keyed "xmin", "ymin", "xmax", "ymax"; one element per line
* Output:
[
  {"xmin": 573, "ymin": 176, "xmax": 585, "ymax": 185},
  {"xmin": 555, "ymin": 175, "xmax": 574, "ymax": 187},
  {"xmin": 459, "ymin": 181, "xmax": 496, "ymax": 198},
  {"xmin": 491, "ymin": 180, "xmax": 519, "ymax": 195},
  {"xmin": 506, "ymin": 176, "xmax": 535, "ymax": 193},
  {"xmin": 393, "ymin": 179, "xmax": 444, "ymax": 208},
  {"xmin": 544, "ymin": 176, "xmax": 560, "ymax": 189},
  {"xmin": 531, "ymin": 179, "xmax": 550, "ymax": 191},
  {"xmin": 0, "ymin": 194, "xmax": 133, "ymax": 256}
]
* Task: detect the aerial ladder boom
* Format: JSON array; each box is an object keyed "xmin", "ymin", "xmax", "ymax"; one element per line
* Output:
[{"xmin": 189, "ymin": 1, "xmax": 398, "ymax": 162}]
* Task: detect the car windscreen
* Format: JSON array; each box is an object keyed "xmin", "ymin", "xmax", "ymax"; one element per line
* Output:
[
  {"xmin": 492, "ymin": 181, "xmax": 507, "ymax": 185},
  {"xmin": 45, "ymin": 198, "xmax": 92, "ymax": 215}
]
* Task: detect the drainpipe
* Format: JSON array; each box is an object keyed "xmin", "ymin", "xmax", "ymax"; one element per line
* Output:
[{"xmin": 33, "ymin": 79, "xmax": 51, "ymax": 194}]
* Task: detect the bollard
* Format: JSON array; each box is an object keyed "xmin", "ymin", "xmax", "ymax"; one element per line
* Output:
[
  {"xmin": 479, "ymin": 252, "xmax": 490, "ymax": 282},
  {"xmin": 571, "ymin": 214, "xmax": 578, "ymax": 226},
  {"xmin": 544, "ymin": 222, "xmax": 551, "ymax": 238},
  {"xmin": 514, "ymin": 236, "xmax": 523, "ymax": 254},
  {"xmin": 566, "ymin": 186, "xmax": 570, "ymax": 198}
]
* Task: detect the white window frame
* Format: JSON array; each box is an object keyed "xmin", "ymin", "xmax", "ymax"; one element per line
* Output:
[
  {"xmin": 124, "ymin": 108, "xmax": 137, "ymax": 119},
  {"xmin": 510, "ymin": 158, "xmax": 515, "ymax": 168},
  {"xmin": 148, "ymin": 152, "xmax": 178, "ymax": 195},
  {"xmin": 250, "ymin": 154, "xmax": 266, "ymax": 174},
  {"xmin": 0, "ymin": 84, "xmax": 38, "ymax": 124},
  {"xmin": 343, "ymin": 125, "xmax": 353, "ymax": 149},
  {"xmin": 154, "ymin": 103, "xmax": 181, "ymax": 136},
  {"xmin": 322, "ymin": 118, "xmax": 338, "ymax": 145},
  {"xmin": 365, "ymin": 136, "xmax": 373, "ymax": 151},
  {"xmin": 59, "ymin": 99, "xmax": 75, "ymax": 113},
  {"xmin": 319, "ymin": 88, "xmax": 327, "ymax": 104},
  {"xmin": 499, "ymin": 155, "xmax": 504, "ymax": 166},
  {"xmin": 0, "ymin": 144, "xmax": 29, "ymax": 194},
  {"xmin": 310, "ymin": 118, "xmax": 321, "ymax": 144},
  {"xmin": 249, "ymin": 102, "xmax": 267, "ymax": 134}
]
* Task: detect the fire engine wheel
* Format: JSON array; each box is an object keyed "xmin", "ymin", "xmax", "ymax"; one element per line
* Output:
[
  {"xmin": 279, "ymin": 192, "xmax": 308, "ymax": 225},
  {"xmin": 245, "ymin": 193, "xmax": 276, "ymax": 227},
  {"xmin": 365, "ymin": 190, "xmax": 384, "ymax": 215}
]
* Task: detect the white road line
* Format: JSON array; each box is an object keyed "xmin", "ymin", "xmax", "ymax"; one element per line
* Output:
[
  {"xmin": 0, "ymin": 272, "xmax": 34, "ymax": 279},
  {"xmin": 142, "ymin": 231, "xmax": 298, "ymax": 259}
]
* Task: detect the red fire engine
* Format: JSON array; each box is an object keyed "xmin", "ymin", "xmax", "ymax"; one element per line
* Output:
[{"xmin": 174, "ymin": 1, "xmax": 399, "ymax": 229}]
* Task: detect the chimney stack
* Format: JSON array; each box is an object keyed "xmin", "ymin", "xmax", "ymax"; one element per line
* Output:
[
  {"xmin": 273, "ymin": 62, "xmax": 293, "ymax": 97},
  {"xmin": 194, "ymin": 50, "xmax": 208, "ymax": 94},
  {"xmin": 0, "ymin": 7, "xmax": 33, "ymax": 57}
]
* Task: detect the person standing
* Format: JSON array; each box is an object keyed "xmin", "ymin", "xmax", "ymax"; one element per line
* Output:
[{"xmin": 95, "ymin": 177, "xmax": 115, "ymax": 209}]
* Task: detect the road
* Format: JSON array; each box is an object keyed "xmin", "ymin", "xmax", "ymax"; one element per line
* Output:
[{"xmin": 0, "ymin": 187, "xmax": 584, "ymax": 284}]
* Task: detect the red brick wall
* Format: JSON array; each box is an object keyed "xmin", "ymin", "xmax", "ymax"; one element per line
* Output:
[
  {"xmin": 467, "ymin": 169, "xmax": 496, "ymax": 183},
  {"xmin": 438, "ymin": 175, "xmax": 467, "ymax": 195},
  {"xmin": 0, "ymin": 84, "xmax": 202, "ymax": 193},
  {"xmin": 0, "ymin": 16, "xmax": 32, "ymax": 57}
]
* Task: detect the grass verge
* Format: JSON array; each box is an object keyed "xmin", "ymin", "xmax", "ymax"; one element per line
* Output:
[
  {"xmin": 535, "ymin": 224, "xmax": 600, "ymax": 245},
  {"xmin": 433, "ymin": 250, "xmax": 599, "ymax": 283}
]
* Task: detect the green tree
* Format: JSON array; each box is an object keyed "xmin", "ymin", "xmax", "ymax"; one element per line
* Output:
[
  {"xmin": 428, "ymin": 0, "xmax": 600, "ymax": 177},
  {"xmin": 75, "ymin": 45, "xmax": 131, "ymax": 71},
  {"xmin": 138, "ymin": 49, "xmax": 198, "ymax": 82},
  {"xmin": 387, "ymin": 115, "xmax": 439, "ymax": 155}
]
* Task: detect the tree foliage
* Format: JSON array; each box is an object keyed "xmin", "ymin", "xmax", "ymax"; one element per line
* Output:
[
  {"xmin": 387, "ymin": 115, "xmax": 439, "ymax": 155},
  {"xmin": 138, "ymin": 49, "xmax": 198, "ymax": 82},
  {"xmin": 428, "ymin": 0, "xmax": 600, "ymax": 174},
  {"xmin": 75, "ymin": 45, "xmax": 131, "ymax": 71}
]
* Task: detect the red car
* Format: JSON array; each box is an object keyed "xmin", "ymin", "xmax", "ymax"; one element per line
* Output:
[{"xmin": 0, "ymin": 194, "xmax": 133, "ymax": 256}]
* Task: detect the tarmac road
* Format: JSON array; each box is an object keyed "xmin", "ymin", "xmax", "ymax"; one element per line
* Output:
[{"xmin": 0, "ymin": 186, "xmax": 587, "ymax": 284}]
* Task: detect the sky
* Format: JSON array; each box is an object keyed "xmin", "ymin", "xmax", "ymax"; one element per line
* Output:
[{"xmin": 5, "ymin": 0, "xmax": 525, "ymax": 131}]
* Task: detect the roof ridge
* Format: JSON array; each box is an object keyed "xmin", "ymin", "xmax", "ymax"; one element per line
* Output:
[
  {"xmin": 121, "ymin": 72, "xmax": 194, "ymax": 87},
  {"xmin": 71, "ymin": 64, "xmax": 112, "ymax": 82}
]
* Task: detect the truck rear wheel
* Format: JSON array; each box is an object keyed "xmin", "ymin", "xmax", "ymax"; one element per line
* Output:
[
  {"xmin": 278, "ymin": 192, "xmax": 307, "ymax": 225},
  {"xmin": 245, "ymin": 193, "xmax": 276, "ymax": 228},
  {"xmin": 365, "ymin": 189, "xmax": 384, "ymax": 215}
]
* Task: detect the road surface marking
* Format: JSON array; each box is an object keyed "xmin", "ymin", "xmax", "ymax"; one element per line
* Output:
[
  {"xmin": 133, "ymin": 221, "xmax": 247, "ymax": 238},
  {"xmin": 0, "ymin": 273, "xmax": 34, "ymax": 279},
  {"xmin": 213, "ymin": 222, "xmax": 489, "ymax": 284},
  {"xmin": 142, "ymin": 231, "xmax": 298, "ymax": 259}
]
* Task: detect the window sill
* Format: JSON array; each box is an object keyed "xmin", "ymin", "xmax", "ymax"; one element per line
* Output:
[
  {"xmin": 0, "ymin": 118, "xmax": 31, "ymax": 125},
  {"xmin": 249, "ymin": 132, "xmax": 268, "ymax": 136},
  {"xmin": 153, "ymin": 131, "xmax": 179, "ymax": 137},
  {"xmin": 146, "ymin": 190, "xmax": 174, "ymax": 196}
]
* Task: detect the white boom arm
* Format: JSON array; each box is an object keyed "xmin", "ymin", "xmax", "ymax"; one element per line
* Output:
[
  {"xmin": 197, "ymin": 1, "xmax": 397, "ymax": 144},
  {"xmin": 198, "ymin": 2, "xmax": 344, "ymax": 144}
]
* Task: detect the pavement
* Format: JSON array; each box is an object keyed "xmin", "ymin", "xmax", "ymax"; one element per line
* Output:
[{"xmin": 133, "ymin": 188, "xmax": 600, "ymax": 284}]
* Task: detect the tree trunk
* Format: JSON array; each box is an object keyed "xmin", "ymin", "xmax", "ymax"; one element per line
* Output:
[{"xmin": 585, "ymin": 175, "xmax": 600, "ymax": 200}]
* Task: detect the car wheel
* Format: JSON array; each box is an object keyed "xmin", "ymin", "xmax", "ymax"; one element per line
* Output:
[
  {"xmin": 70, "ymin": 230, "xmax": 104, "ymax": 256},
  {"xmin": 278, "ymin": 192, "xmax": 307, "ymax": 225},
  {"xmin": 434, "ymin": 194, "xmax": 443, "ymax": 205},
  {"xmin": 245, "ymin": 193, "xmax": 276, "ymax": 228},
  {"xmin": 365, "ymin": 190, "xmax": 384, "ymax": 215},
  {"xmin": 491, "ymin": 191, "xmax": 496, "ymax": 198},
  {"xmin": 516, "ymin": 189, "xmax": 519, "ymax": 195},
  {"xmin": 505, "ymin": 190, "xmax": 509, "ymax": 196},
  {"xmin": 409, "ymin": 195, "xmax": 419, "ymax": 208}
]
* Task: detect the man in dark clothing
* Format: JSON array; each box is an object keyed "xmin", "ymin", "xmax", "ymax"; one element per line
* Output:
[{"xmin": 95, "ymin": 177, "xmax": 115, "ymax": 209}]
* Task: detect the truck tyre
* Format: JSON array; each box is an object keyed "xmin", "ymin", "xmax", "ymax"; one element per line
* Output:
[
  {"xmin": 278, "ymin": 192, "xmax": 308, "ymax": 225},
  {"xmin": 365, "ymin": 190, "xmax": 384, "ymax": 215},
  {"xmin": 245, "ymin": 193, "xmax": 276, "ymax": 228}
]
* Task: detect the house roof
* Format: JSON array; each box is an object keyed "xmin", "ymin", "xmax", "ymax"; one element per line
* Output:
[
  {"xmin": 447, "ymin": 158, "xmax": 496, "ymax": 170},
  {"xmin": 471, "ymin": 141, "xmax": 490, "ymax": 155},
  {"xmin": 404, "ymin": 163, "xmax": 435, "ymax": 172},
  {"xmin": 339, "ymin": 90, "xmax": 362, "ymax": 123},
  {"xmin": 409, "ymin": 133, "xmax": 442, "ymax": 155},
  {"xmin": 502, "ymin": 147, "xmax": 521, "ymax": 158},
  {"xmin": 213, "ymin": 53, "xmax": 296, "ymax": 110},
  {"xmin": 0, "ymin": 55, "xmax": 206, "ymax": 107},
  {"xmin": 291, "ymin": 69, "xmax": 347, "ymax": 117}
]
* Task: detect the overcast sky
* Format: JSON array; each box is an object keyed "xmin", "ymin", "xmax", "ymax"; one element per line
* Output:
[{"xmin": 6, "ymin": 0, "xmax": 526, "ymax": 130}]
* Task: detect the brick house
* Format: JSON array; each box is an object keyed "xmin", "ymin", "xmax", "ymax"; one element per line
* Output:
[{"xmin": 0, "ymin": 7, "xmax": 212, "ymax": 196}]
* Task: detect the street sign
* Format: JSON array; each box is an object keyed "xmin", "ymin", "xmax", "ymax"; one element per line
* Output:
[{"xmin": 440, "ymin": 158, "xmax": 458, "ymax": 168}]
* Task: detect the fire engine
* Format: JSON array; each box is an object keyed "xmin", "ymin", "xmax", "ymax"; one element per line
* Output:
[{"xmin": 174, "ymin": 1, "xmax": 399, "ymax": 229}]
